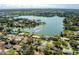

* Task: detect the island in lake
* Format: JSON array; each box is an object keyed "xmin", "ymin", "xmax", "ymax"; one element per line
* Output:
[{"xmin": 0, "ymin": 8, "xmax": 79, "ymax": 55}]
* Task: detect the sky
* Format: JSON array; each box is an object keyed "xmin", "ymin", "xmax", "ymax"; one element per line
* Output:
[{"xmin": 0, "ymin": 0, "xmax": 79, "ymax": 9}]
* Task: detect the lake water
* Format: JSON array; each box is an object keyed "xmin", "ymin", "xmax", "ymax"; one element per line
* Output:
[{"xmin": 14, "ymin": 15, "xmax": 64, "ymax": 36}]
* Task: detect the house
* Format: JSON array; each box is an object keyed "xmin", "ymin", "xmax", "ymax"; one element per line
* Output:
[
  {"xmin": 4, "ymin": 43, "xmax": 12, "ymax": 49},
  {"xmin": 77, "ymin": 45, "xmax": 79, "ymax": 50},
  {"xmin": 63, "ymin": 49, "xmax": 73, "ymax": 55},
  {"xmin": 61, "ymin": 37, "xmax": 70, "ymax": 41},
  {"xmin": 0, "ymin": 41, "xmax": 5, "ymax": 47},
  {"xmin": 13, "ymin": 45, "xmax": 22, "ymax": 51},
  {"xmin": 0, "ymin": 27, "xmax": 4, "ymax": 32},
  {"xmin": 32, "ymin": 35, "xmax": 40, "ymax": 39}
]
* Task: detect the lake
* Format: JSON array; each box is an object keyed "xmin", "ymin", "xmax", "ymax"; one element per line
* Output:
[{"xmin": 13, "ymin": 15, "xmax": 64, "ymax": 36}]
